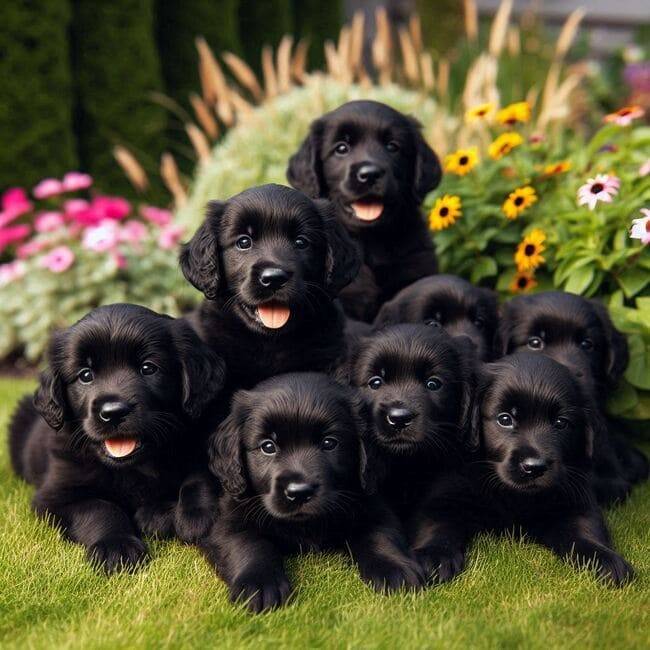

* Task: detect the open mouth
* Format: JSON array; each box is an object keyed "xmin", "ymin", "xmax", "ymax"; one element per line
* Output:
[
  {"xmin": 254, "ymin": 301, "xmax": 291, "ymax": 329},
  {"xmin": 103, "ymin": 437, "xmax": 141, "ymax": 459},
  {"xmin": 350, "ymin": 200, "xmax": 384, "ymax": 222}
]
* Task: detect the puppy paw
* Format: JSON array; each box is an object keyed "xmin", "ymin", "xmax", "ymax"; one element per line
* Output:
[
  {"xmin": 361, "ymin": 556, "xmax": 425, "ymax": 593},
  {"xmin": 174, "ymin": 507, "xmax": 217, "ymax": 544},
  {"xmin": 415, "ymin": 545, "xmax": 466, "ymax": 585},
  {"xmin": 135, "ymin": 503, "xmax": 175, "ymax": 539},
  {"xmin": 88, "ymin": 534, "xmax": 148, "ymax": 574},
  {"xmin": 230, "ymin": 569, "xmax": 292, "ymax": 613},
  {"xmin": 596, "ymin": 552, "xmax": 635, "ymax": 587}
]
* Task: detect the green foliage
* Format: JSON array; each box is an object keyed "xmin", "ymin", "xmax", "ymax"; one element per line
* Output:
[
  {"xmin": 0, "ymin": 1, "xmax": 77, "ymax": 190},
  {"xmin": 71, "ymin": 0, "xmax": 167, "ymax": 198},
  {"xmin": 292, "ymin": 0, "xmax": 343, "ymax": 70}
]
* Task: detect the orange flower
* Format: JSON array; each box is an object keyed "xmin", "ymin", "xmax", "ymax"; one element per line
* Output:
[
  {"xmin": 543, "ymin": 161, "xmax": 571, "ymax": 176},
  {"xmin": 604, "ymin": 106, "xmax": 644, "ymax": 126},
  {"xmin": 510, "ymin": 271, "xmax": 538, "ymax": 293},
  {"xmin": 515, "ymin": 229, "xmax": 546, "ymax": 272},
  {"xmin": 502, "ymin": 186, "xmax": 538, "ymax": 220},
  {"xmin": 488, "ymin": 132, "xmax": 524, "ymax": 160}
]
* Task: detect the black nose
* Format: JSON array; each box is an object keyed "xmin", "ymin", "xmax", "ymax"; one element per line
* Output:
[
  {"xmin": 386, "ymin": 407, "xmax": 416, "ymax": 430},
  {"xmin": 356, "ymin": 163, "xmax": 384, "ymax": 185},
  {"xmin": 284, "ymin": 482, "xmax": 317, "ymax": 504},
  {"xmin": 259, "ymin": 267, "xmax": 291, "ymax": 290},
  {"xmin": 520, "ymin": 457, "xmax": 548, "ymax": 478},
  {"xmin": 99, "ymin": 401, "xmax": 132, "ymax": 423}
]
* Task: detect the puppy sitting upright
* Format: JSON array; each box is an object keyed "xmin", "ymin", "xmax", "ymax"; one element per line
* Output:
[
  {"xmin": 9, "ymin": 304, "xmax": 225, "ymax": 572},
  {"xmin": 180, "ymin": 184, "xmax": 360, "ymax": 389},
  {"xmin": 288, "ymin": 100, "xmax": 442, "ymax": 322}
]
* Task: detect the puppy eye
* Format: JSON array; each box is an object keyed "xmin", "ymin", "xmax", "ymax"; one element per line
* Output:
[
  {"xmin": 368, "ymin": 376, "xmax": 384, "ymax": 390},
  {"xmin": 425, "ymin": 377, "xmax": 442, "ymax": 391},
  {"xmin": 554, "ymin": 417, "xmax": 569, "ymax": 430},
  {"xmin": 236, "ymin": 235, "xmax": 252, "ymax": 250},
  {"xmin": 294, "ymin": 236, "xmax": 309, "ymax": 250},
  {"xmin": 140, "ymin": 361, "xmax": 158, "ymax": 376},
  {"xmin": 386, "ymin": 141, "xmax": 400, "ymax": 153},
  {"xmin": 334, "ymin": 142, "xmax": 350, "ymax": 155},
  {"xmin": 497, "ymin": 412, "xmax": 514, "ymax": 428},
  {"xmin": 527, "ymin": 336, "xmax": 544, "ymax": 350},
  {"xmin": 424, "ymin": 318, "xmax": 441, "ymax": 328},
  {"xmin": 321, "ymin": 437, "xmax": 339, "ymax": 451},
  {"xmin": 580, "ymin": 339, "xmax": 594, "ymax": 351},
  {"xmin": 77, "ymin": 368, "xmax": 94, "ymax": 384},
  {"xmin": 260, "ymin": 440, "xmax": 278, "ymax": 455}
]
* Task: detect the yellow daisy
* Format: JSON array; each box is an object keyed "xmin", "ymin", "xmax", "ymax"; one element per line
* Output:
[
  {"xmin": 465, "ymin": 102, "xmax": 495, "ymax": 122},
  {"xmin": 496, "ymin": 101, "xmax": 531, "ymax": 125},
  {"xmin": 429, "ymin": 195, "xmax": 462, "ymax": 231},
  {"xmin": 444, "ymin": 148, "xmax": 479, "ymax": 176},
  {"xmin": 488, "ymin": 132, "xmax": 524, "ymax": 160},
  {"xmin": 515, "ymin": 229, "xmax": 546, "ymax": 272},
  {"xmin": 543, "ymin": 161, "xmax": 571, "ymax": 176},
  {"xmin": 502, "ymin": 186, "xmax": 538, "ymax": 220},
  {"xmin": 509, "ymin": 271, "xmax": 538, "ymax": 294}
]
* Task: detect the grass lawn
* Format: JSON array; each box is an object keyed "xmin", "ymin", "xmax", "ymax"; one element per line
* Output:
[{"xmin": 1, "ymin": 378, "xmax": 649, "ymax": 649}]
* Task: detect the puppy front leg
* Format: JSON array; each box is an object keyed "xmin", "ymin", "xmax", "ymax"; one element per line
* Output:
[
  {"xmin": 33, "ymin": 494, "xmax": 147, "ymax": 573},
  {"xmin": 203, "ymin": 519, "xmax": 291, "ymax": 613}
]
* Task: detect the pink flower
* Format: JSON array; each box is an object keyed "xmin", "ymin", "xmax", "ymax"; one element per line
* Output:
[
  {"xmin": 39, "ymin": 246, "xmax": 75, "ymax": 273},
  {"xmin": 577, "ymin": 174, "xmax": 620, "ymax": 210},
  {"xmin": 93, "ymin": 196, "xmax": 131, "ymax": 221},
  {"xmin": 82, "ymin": 220, "xmax": 120, "ymax": 252},
  {"xmin": 17, "ymin": 239, "xmax": 49, "ymax": 259},
  {"xmin": 64, "ymin": 198, "xmax": 90, "ymax": 216},
  {"xmin": 61, "ymin": 172, "xmax": 93, "ymax": 192},
  {"xmin": 140, "ymin": 205, "xmax": 172, "ymax": 227},
  {"xmin": 33, "ymin": 178, "xmax": 64, "ymax": 199},
  {"xmin": 119, "ymin": 220, "xmax": 148, "ymax": 244},
  {"xmin": 35, "ymin": 211, "xmax": 65, "ymax": 233},
  {"xmin": 0, "ymin": 224, "xmax": 31, "ymax": 252},
  {"xmin": 0, "ymin": 260, "xmax": 26, "ymax": 286},
  {"xmin": 110, "ymin": 250, "xmax": 128, "ymax": 269},
  {"xmin": 158, "ymin": 224, "xmax": 184, "ymax": 250},
  {"xmin": 528, "ymin": 133, "xmax": 545, "ymax": 145},
  {"xmin": 639, "ymin": 160, "xmax": 650, "ymax": 177},
  {"xmin": 0, "ymin": 188, "xmax": 33, "ymax": 226},
  {"xmin": 630, "ymin": 208, "xmax": 650, "ymax": 245},
  {"xmin": 603, "ymin": 105, "xmax": 645, "ymax": 127}
]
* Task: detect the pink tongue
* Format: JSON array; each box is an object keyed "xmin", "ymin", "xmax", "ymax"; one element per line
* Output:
[
  {"xmin": 257, "ymin": 303, "xmax": 291, "ymax": 329},
  {"xmin": 104, "ymin": 438, "xmax": 138, "ymax": 458},
  {"xmin": 351, "ymin": 202, "xmax": 383, "ymax": 221}
]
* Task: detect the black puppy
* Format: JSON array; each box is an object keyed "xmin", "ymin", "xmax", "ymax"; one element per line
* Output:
[
  {"xmin": 498, "ymin": 291, "xmax": 648, "ymax": 500},
  {"xmin": 180, "ymin": 184, "xmax": 360, "ymax": 389},
  {"xmin": 203, "ymin": 373, "xmax": 424, "ymax": 613},
  {"xmin": 374, "ymin": 275, "xmax": 499, "ymax": 360},
  {"xmin": 9, "ymin": 304, "xmax": 225, "ymax": 572},
  {"xmin": 288, "ymin": 100, "xmax": 441, "ymax": 322},
  {"xmin": 467, "ymin": 353, "xmax": 634, "ymax": 587}
]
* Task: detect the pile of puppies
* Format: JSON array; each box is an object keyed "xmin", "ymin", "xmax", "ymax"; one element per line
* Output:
[{"xmin": 9, "ymin": 101, "xmax": 647, "ymax": 613}]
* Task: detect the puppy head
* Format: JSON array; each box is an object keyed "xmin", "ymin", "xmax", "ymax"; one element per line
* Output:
[
  {"xmin": 287, "ymin": 101, "xmax": 441, "ymax": 230},
  {"xmin": 209, "ymin": 373, "xmax": 377, "ymax": 521},
  {"xmin": 498, "ymin": 291, "xmax": 628, "ymax": 396},
  {"xmin": 349, "ymin": 324, "xmax": 475, "ymax": 458},
  {"xmin": 472, "ymin": 353, "xmax": 594, "ymax": 495},
  {"xmin": 34, "ymin": 304, "xmax": 225, "ymax": 468},
  {"xmin": 374, "ymin": 275, "xmax": 498, "ymax": 361},
  {"xmin": 180, "ymin": 184, "xmax": 359, "ymax": 333}
]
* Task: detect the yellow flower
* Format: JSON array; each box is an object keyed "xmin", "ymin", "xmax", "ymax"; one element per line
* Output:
[
  {"xmin": 543, "ymin": 161, "xmax": 571, "ymax": 176},
  {"xmin": 496, "ymin": 101, "xmax": 531, "ymax": 125},
  {"xmin": 488, "ymin": 132, "xmax": 524, "ymax": 160},
  {"xmin": 502, "ymin": 186, "xmax": 538, "ymax": 220},
  {"xmin": 444, "ymin": 148, "xmax": 479, "ymax": 176},
  {"xmin": 465, "ymin": 102, "xmax": 495, "ymax": 122},
  {"xmin": 429, "ymin": 195, "xmax": 462, "ymax": 231},
  {"xmin": 509, "ymin": 271, "xmax": 538, "ymax": 293},
  {"xmin": 515, "ymin": 229, "xmax": 546, "ymax": 272}
]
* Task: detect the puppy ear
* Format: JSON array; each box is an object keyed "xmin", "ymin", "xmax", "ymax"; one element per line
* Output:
[
  {"xmin": 317, "ymin": 199, "xmax": 361, "ymax": 295},
  {"xmin": 408, "ymin": 117, "xmax": 442, "ymax": 201},
  {"xmin": 172, "ymin": 320, "xmax": 226, "ymax": 419},
  {"xmin": 589, "ymin": 300, "xmax": 629, "ymax": 384},
  {"xmin": 452, "ymin": 335, "xmax": 479, "ymax": 439},
  {"xmin": 494, "ymin": 301, "xmax": 516, "ymax": 357},
  {"xmin": 287, "ymin": 119, "xmax": 324, "ymax": 198},
  {"xmin": 351, "ymin": 395, "xmax": 384, "ymax": 494},
  {"xmin": 179, "ymin": 201, "xmax": 225, "ymax": 300},
  {"xmin": 33, "ymin": 368, "xmax": 66, "ymax": 431},
  {"xmin": 373, "ymin": 294, "xmax": 401, "ymax": 328},
  {"xmin": 208, "ymin": 393, "xmax": 249, "ymax": 497},
  {"xmin": 466, "ymin": 364, "xmax": 494, "ymax": 453}
]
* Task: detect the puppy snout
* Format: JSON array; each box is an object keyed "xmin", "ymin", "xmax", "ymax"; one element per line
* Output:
[
  {"xmin": 355, "ymin": 162, "xmax": 384, "ymax": 185},
  {"xmin": 98, "ymin": 400, "xmax": 132, "ymax": 423},
  {"xmin": 283, "ymin": 481, "xmax": 318, "ymax": 504},
  {"xmin": 258, "ymin": 266, "xmax": 292, "ymax": 290},
  {"xmin": 519, "ymin": 457, "xmax": 549, "ymax": 478},
  {"xmin": 386, "ymin": 407, "xmax": 416, "ymax": 430}
]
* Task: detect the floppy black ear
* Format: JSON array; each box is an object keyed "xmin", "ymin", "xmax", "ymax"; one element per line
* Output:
[
  {"xmin": 172, "ymin": 320, "xmax": 226, "ymax": 419},
  {"xmin": 373, "ymin": 294, "xmax": 402, "ymax": 328},
  {"xmin": 350, "ymin": 394, "xmax": 384, "ymax": 494},
  {"xmin": 408, "ymin": 117, "xmax": 442, "ymax": 202},
  {"xmin": 33, "ymin": 368, "xmax": 66, "ymax": 431},
  {"xmin": 466, "ymin": 364, "xmax": 495, "ymax": 453},
  {"xmin": 494, "ymin": 301, "xmax": 517, "ymax": 357},
  {"xmin": 452, "ymin": 335, "xmax": 479, "ymax": 439},
  {"xmin": 287, "ymin": 119, "xmax": 324, "ymax": 198},
  {"xmin": 207, "ymin": 393, "xmax": 249, "ymax": 497},
  {"xmin": 589, "ymin": 300, "xmax": 629, "ymax": 385},
  {"xmin": 179, "ymin": 201, "xmax": 225, "ymax": 300},
  {"xmin": 317, "ymin": 199, "xmax": 361, "ymax": 295}
]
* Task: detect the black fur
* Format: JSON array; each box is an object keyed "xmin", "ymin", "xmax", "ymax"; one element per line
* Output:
[{"xmin": 288, "ymin": 101, "xmax": 441, "ymax": 322}]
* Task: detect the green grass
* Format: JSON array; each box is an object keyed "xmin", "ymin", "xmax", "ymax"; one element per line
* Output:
[{"xmin": 1, "ymin": 379, "xmax": 649, "ymax": 649}]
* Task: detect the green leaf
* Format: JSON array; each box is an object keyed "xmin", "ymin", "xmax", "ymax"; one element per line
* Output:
[
  {"xmin": 607, "ymin": 380, "xmax": 639, "ymax": 416},
  {"xmin": 563, "ymin": 266, "xmax": 594, "ymax": 295},
  {"xmin": 625, "ymin": 335, "xmax": 650, "ymax": 390},
  {"xmin": 470, "ymin": 257, "xmax": 498, "ymax": 284},
  {"xmin": 617, "ymin": 268, "xmax": 650, "ymax": 299}
]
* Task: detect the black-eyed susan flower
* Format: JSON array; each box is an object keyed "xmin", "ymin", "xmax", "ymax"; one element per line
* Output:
[
  {"xmin": 509, "ymin": 271, "xmax": 538, "ymax": 293},
  {"xmin": 515, "ymin": 229, "xmax": 546, "ymax": 272},
  {"xmin": 465, "ymin": 102, "xmax": 495, "ymax": 122},
  {"xmin": 429, "ymin": 195, "xmax": 462, "ymax": 231},
  {"xmin": 444, "ymin": 148, "xmax": 479, "ymax": 176},
  {"xmin": 543, "ymin": 161, "xmax": 571, "ymax": 176},
  {"xmin": 502, "ymin": 186, "xmax": 538, "ymax": 220},
  {"xmin": 488, "ymin": 132, "xmax": 523, "ymax": 160},
  {"xmin": 604, "ymin": 105, "xmax": 644, "ymax": 126},
  {"xmin": 496, "ymin": 101, "xmax": 531, "ymax": 125}
]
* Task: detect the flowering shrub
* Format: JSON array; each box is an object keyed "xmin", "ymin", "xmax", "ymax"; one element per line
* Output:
[
  {"xmin": 0, "ymin": 174, "xmax": 196, "ymax": 362},
  {"xmin": 424, "ymin": 103, "xmax": 650, "ymax": 419}
]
